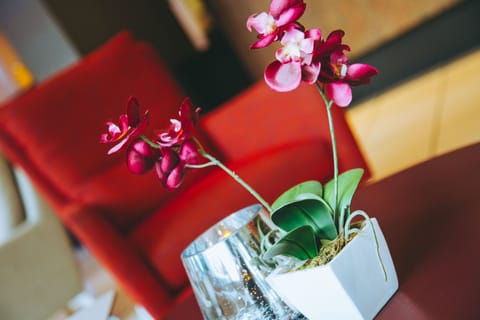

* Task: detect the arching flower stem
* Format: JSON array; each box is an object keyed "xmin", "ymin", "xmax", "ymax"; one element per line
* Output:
[
  {"xmin": 140, "ymin": 135, "xmax": 161, "ymax": 148},
  {"xmin": 315, "ymin": 82, "xmax": 339, "ymax": 225},
  {"xmin": 196, "ymin": 151, "xmax": 273, "ymax": 214}
]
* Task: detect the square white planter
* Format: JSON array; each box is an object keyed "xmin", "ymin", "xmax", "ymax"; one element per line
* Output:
[{"xmin": 267, "ymin": 218, "xmax": 398, "ymax": 320}]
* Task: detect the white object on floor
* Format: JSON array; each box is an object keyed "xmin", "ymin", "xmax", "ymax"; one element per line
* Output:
[
  {"xmin": 135, "ymin": 305, "xmax": 155, "ymax": 320},
  {"xmin": 67, "ymin": 290, "xmax": 115, "ymax": 320}
]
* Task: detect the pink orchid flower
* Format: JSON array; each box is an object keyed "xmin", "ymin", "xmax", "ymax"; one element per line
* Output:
[
  {"xmin": 157, "ymin": 98, "xmax": 200, "ymax": 147},
  {"xmin": 247, "ymin": 0, "xmax": 306, "ymax": 49},
  {"xmin": 100, "ymin": 96, "xmax": 149, "ymax": 154},
  {"xmin": 314, "ymin": 31, "xmax": 378, "ymax": 107},
  {"xmin": 155, "ymin": 98, "xmax": 203, "ymax": 189},
  {"xmin": 264, "ymin": 27, "xmax": 321, "ymax": 92}
]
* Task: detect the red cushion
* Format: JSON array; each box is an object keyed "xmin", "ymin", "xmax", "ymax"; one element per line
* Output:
[
  {"xmin": 70, "ymin": 158, "xmax": 219, "ymax": 232},
  {"xmin": 0, "ymin": 31, "xmax": 186, "ymax": 215},
  {"xmin": 201, "ymin": 81, "xmax": 370, "ymax": 179},
  {"xmin": 129, "ymin": 139, "xmax": 333, "ymax": 290}
]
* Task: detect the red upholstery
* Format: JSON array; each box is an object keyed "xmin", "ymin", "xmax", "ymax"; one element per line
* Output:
[
  {"xmin": 201, "ymin": 80, "xmax": 368, "ymax": 172},
  {"xmin": 0, "ymin": 31, "xmax": 370, "ymax": 318}
]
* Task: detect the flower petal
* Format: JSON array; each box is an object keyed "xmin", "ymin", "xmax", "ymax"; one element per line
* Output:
[
  {"xmin": 265, "ymin": 61, "xmax": 302, "ymax": 92},
  {"xmin": 250, "ymin": 33, "xmax": 277, "ymax": 49},
  {"xmin": 246, "ymin": 12, "xmax": 273, "ymax": 34},
  {"xmin": 164, "ymin": 165, "xmax": 184, "ymax": 190},
  {"xmin": 271, "ymin": 0, "xmax": 306, "ymax": 25},
  {"xmin": 107, "ymin": 137, "xmax": 130, "ymax": 155},
  {"xmin": 128, "ymin": 111, "xmax": 149, "ymax": 140},
  {"xmin": 325, "ymin": 81, "xmax": 352, "ymax": 107},
  {"xmin": 155, "ymin": 150, "xmax": 184, "ymax": 190},
  {"xmin": 302, "ymin": 62, "xmax": 321, "ymax": 84},
  {"xmin": 179, "ymin": 97, "xmax": 200, "ymax": 132},
  {"xmin": 127, "ymin": 96, "xmax": 140, "ymax": 127},
  {"xmin": 305, "ymin": 28, "xmax": 321, "ymax": 41},
  {"xmin": 347, "ymin": 63, "xmax": 379, "ymax": 83},
  {"xmin": 158, "ymin": 148, "xmax": 180, "ymax": 174}
]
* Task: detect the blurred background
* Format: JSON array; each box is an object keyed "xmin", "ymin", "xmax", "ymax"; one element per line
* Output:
[
  {"xmin": 0, "ymin": 0, "xmax": 478, "ymax": 319},
  {"xmin": 0, "ymin": 0, "xmax": 477, "ymax": 110}
]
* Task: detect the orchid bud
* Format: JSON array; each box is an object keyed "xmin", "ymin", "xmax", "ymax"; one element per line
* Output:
[
  {"xmin": 126, "ymin": 139, "xmax": 160, "ymax": 174},
  {"xmin": 179, "ymin": 139, "xmax": 201, "ymax": 165},
  {"xmin": 155, "ymin": 148, "xmax": 184, "ymax": 189}
]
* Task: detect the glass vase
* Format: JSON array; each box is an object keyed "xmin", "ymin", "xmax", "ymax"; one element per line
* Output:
[{"xmin": 181, "ymin": 204, "xmax": 305, "ymax": 320}]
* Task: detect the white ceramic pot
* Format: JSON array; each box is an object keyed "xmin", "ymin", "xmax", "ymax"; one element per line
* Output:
[{"xmin": 266, "ymin": 218, "xmax": 398, "ymax": 320}]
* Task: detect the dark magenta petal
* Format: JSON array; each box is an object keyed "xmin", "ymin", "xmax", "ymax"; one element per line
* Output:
[
  {"xmin": 326, "ymin": 29, "xmax": 345, "ymax": 43},
  {"xmin": 302, "ymin": 62, "xmax": 321, "ymax": 84},
  {"xmin": 264, "ymin": 60, "xmax": 302, "ymax": 92},
  {"xmin": 275, "ymin": 3, "xmax": 306, "ymax": 27},
  {"xmin": 325, "ymin": 81, "xmax": 352, "ymax": 107},
  {"xmin": 317, "ymin": 29, "xmax": 348, "ymax": 57},
  {"xmin": 164, "ymin": 165, "xmax": 184, "ymax": 190},
  {"xmin": 154, "ymin": 160, "xmax": 165, "ymax": 181},
  {"xmin": 179, "ymin": 139, "xmax": 201, "ymax": 164},
  {"xmin": 155, "ymin": 155, "xmax": 184, "ymax": 190},
  {"xmin": 179, "ymin": 97, "xmax": 200, "ymax": 132},
  {"xmin": 131, "ymin": 139, "xmax": 160, "ymax": 157},
  {"xmin": 159, "ymin": 148, "xmax": 181, "ymax": 174},
  {"xmin": 127, "ymin": 96, "xmax": 140, "ymax": 127},
  {"xmin": 251, "ymin": 33, "xmax": 277, "ymax": 49},
  {"xmin": 270, "ymin": 0, "xmax": 305, "ymax": 19},
  {"xmin": 129, "ymin": 111, "xmax": 149, "ymax": 139}
]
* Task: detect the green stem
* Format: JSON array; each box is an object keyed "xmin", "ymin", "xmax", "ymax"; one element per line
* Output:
[
  {"xmin": 200, "ymin": 151, "xmax": 273, "ymax": 213},
  {"xmin": 186, "ymin": 161, "xmax": 216, "ymax": 169},
  {"xmin": 140, "ymin": 135, "xmax": 161, "ymax": 148},
  {"xmin": 315, "ymin": 83, "xmax": 339, "ymax": 225},
  {"xmin": 141, "ymin": 135, "xmax": 273, "ymax": 213}
]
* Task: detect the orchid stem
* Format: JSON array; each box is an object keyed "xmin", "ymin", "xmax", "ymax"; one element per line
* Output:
[
  {"xmin": 186, "ymin": 161, "xmax": 217, "ymax": 169},
  {"xmin": 200, "ymin": 151, "xmax": 273, "ymax": 213},
  {"xmin": 315, "ymin": 83, "xmax": 339, "ymax": 225},
  {"xmin": 140, "ymin": 135, "xmax": 160, "ymax": 148}
]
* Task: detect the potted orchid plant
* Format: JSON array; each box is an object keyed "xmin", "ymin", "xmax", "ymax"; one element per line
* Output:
[
  {"xmin": 101, "ymin": 1, "xmax": 398, "ymax": 318},
  {"xmin": 245, "ymin": 1, "xmax": 398, "ymax": 318}
]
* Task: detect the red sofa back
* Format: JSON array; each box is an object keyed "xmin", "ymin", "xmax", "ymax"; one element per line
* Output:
[{"xmin": 0, "ymin": 31, "xmax": 188, "ymax": 229}]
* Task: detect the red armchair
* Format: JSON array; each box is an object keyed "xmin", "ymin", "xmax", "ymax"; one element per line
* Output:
[{"xmin": 0, "ymin": 31, "xmax": 370, "ymax": 318}]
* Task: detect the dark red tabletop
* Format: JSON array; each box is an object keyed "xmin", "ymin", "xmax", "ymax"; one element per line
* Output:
[{"xmin": 165, "ymin": 143, "xmax": 480, "ymax": 319}]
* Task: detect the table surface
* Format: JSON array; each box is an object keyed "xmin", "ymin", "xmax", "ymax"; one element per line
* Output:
[{"xmin": 165, "ymin": 143, "xmax": 480, "ymax": 319}]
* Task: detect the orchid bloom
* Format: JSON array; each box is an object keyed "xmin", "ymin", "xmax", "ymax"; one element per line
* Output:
[
  {"xmin": 315, "ymin": 31, "xmax": 378, "ymax": 107},
  {"xmin": 157, "ymin": 98, "xmax": 200, "ymax": 147},
  {"xmin": 155, "ymin": 99, "xmax": 203, "ymax": 189},
  {"xmin": 100, "ymin": 96, "xmax": 149, "ymax": 154},
  {"xmin": 264, "ymin": 27, "xmax": 321, "ymax": 92},
  {"xmin": 247, "ymin": 0, "xmax": 306, "ymax": 49},
  {"xmin": 100, "ymin": 95, "xmax": 271, "ymax": 210}
]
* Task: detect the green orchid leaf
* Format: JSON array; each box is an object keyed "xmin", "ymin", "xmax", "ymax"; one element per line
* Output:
[
  {"xmin": 271, "ymin": 197, "xmax": 337, "ymax": 241},
  {"xmin": 324, "ymin": 168, "xmax": 364, "ymax": 217},
  {"xmin": 272, "ymin": 180, "xmax": 323, "ymax": 210},
  {"xmin": 263, "ymin": 225, "xmax": 318, "ymax": 261}
]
